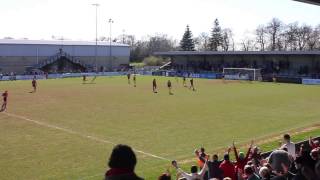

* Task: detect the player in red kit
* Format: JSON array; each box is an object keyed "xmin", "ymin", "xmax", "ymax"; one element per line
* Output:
[{"xmin": 1, "ymin": 90, "xmax": 8, "ymax": 112}]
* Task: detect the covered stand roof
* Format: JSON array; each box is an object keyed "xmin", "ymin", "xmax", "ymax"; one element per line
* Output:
[
  {"xmin": 294, "ymin": 0, "xmax": 320, "ymax": 6},
  {"xmin": 154, "ymin": 51, "xmax": 320, "ymax": 56},
  {"xmin": 0, "ymin": 39, "xmax": 129, "ymax": 47}
]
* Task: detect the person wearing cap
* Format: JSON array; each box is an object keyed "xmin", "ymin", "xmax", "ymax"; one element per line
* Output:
[{"xmin": 219, "ymin": 148, "xmax": 236, "ymax": 180}]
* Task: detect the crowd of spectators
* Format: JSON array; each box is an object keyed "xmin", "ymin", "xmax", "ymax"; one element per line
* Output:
[{"xmin": 104, "ymin": 134, "xmax": 320, "ymax": 180}]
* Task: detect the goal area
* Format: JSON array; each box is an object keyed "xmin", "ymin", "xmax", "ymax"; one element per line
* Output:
[{"xmin": 223, "ymin": 68, "xmax": 262, "ymax": 81}]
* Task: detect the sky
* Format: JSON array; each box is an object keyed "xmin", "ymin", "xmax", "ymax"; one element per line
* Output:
[{"xmin": 0, "ymin": 0, "xmax": 319, "ymax": 42}]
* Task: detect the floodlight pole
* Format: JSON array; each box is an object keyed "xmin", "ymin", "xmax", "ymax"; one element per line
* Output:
[
  {"xmin": 92, "ymin": 3, "xmax": 99, "ymax": 72},
  {"xmin": 108, "ymin": 18, "xmax": 114, "ymax": 71}
]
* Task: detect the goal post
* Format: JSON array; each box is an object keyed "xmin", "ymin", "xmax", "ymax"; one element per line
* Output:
[{"xmin": 223, "ymin": 68, "xmax": 262, "ymax": 81}]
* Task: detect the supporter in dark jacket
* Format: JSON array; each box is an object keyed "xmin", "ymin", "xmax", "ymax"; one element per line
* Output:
[
  {"xmin": 207, "ymin": 154, "xmax": 223, "ymax": 179},
  {"xmin": 292, "ymin": 156, "xmax": 307, "ymax": 180},
  {"xmin": 104, "ymin": 144, "xmax": 143, "ymax": 180}
]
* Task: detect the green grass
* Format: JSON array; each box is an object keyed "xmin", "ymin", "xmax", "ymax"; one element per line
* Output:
[
  {"xmin": 259, "ymin": 128, "xmax": 320, "ymax": 153},
  {"xmin": 0, "ymin": 76, "xmax": 320, "ymax": 179}
]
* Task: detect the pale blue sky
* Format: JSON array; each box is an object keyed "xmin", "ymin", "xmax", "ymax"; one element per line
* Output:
[{"xmin": 0, "ymin": 0, "xmax": 319, "ymax": 42}]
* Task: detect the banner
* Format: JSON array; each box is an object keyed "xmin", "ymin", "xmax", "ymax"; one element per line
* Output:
[{"xmin": 302, "ymin": 78, "xmax": 320, "ymax": 85}]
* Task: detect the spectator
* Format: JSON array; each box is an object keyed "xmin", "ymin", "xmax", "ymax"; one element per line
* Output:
[
  {"xmin": 259, "ymin": 166, "xmax": 271, "ymax": 180},
  {"xmin": 280, "ymin": 134, "xmax": 296, "ymax": 159},
  {"xmin": 219, "ymin": 151, "xmax": 236, "ymax": 180},
  {"xmin": 292, "ymin": 156, "xmax": 307, "ymax": 180},
  {"xmin": 207, "ymin": 154, "xmax": 223, "ymax": 180},
  {"xmin": 195, "ymin": 147, "xmax": 209, "ymax": 169},
  {"xmin": 104, "ymin": 144, "xmax": 143, "ymax": 180},
  {"xmin": 250, "ymin": 146, "xmax": 262, "ymax": 167},
  {"xmin": 172, "ymin": 159, "xmax": 208, "ymax": 180},
  {"xmin": 268, "ymin": 149, "xmax": 292, "ymax": 174},
  {"xmin": 232, "ymin": 141, "xmax": 253, "ymax": 174},
  {"xmin": 309, "ymin": 137, "xmax": 319, "ymax": 150},
  {"xmin": 243, "ymin": 165, "xmax": 260, "ymax": 180}
]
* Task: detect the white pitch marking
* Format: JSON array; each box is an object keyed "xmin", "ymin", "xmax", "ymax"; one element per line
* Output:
[{"xmin": 3, "ymin": 112, "xmax": 170, "ymax": 161}]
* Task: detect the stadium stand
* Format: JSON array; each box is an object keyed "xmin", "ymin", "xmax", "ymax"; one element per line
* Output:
[{"xmin": 105, "ymin": 135, "xmax": 320, "ymax": 180}]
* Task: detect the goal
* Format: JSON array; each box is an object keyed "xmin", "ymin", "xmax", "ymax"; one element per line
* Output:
[{"xmin": 223, "ymin": 68, "xmax": 262, "ymax": 81}]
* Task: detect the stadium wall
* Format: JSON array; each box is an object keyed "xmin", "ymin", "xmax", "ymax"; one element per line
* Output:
[{"xmin": 0, "ymin": 40, "xmax": 130, "ymax": 74}]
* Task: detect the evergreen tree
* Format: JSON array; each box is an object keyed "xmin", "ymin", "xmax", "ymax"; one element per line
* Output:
[
  {"xmin": 180, "ymin": 25, "xmax": 195, "ymax": 51},
  {"xmin": 209, "ymin": 19, "xmax": 223, "ymax": 51}
]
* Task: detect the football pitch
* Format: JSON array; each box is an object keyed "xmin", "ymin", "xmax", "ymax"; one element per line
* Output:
[{"xmin": 0, "ymin": 76, "xmax": 320, "ymax": 180}]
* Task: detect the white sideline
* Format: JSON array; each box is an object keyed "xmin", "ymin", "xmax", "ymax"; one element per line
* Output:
[{"xmin": 3, "ymin": 112, "xmax": 170, "ymax": 161}]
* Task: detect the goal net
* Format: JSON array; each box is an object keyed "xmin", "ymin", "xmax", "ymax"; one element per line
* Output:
[{"xmin": 223, "ymin": 68, "xmax": 262, "ymax": 81}]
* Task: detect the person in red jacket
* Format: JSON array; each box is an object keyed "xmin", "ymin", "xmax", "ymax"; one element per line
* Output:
[
  {"xmin": 233, "ymin": 140, "xmax": 253, "ymax": 179},
  {"xmin": 219, "ymin": 148, "xmax": 236, "ymax": 180}
]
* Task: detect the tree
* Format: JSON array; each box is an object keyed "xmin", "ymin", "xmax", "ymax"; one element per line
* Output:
[
  {"xmin": 283, "ymin": 23, "xmax": 299, "ymax": 51},
  {"xmin": 255, "ymin": 25, "xmax": 267, "ymax": 51},
  {"xmin": 296, "ymin": 24, "xmax": 312, "ymax": 50},
  {"xmin": 241, "ymin": 36, "xmax": 254, "ymax": 51},
  {"xmin": 179, "ymin": 25, "xmax": 195, "ymax": 51},
  {"xmin": 221, "ymin": 28, "xmax": 234, "ymax": 51},
  {"xmin": 194, "ymin": 32, "xmax": 210, "ymax": 51},
  {"xmin": 307, "ymin": 25, "xmax": 320, "ymax": 50},
  {"xmin": 266, "ymin": 18, "xmax": 284, "ymax": 51},
  {"xmin": 209, "ymin": 18, "xmax": 223, "ymax": 51}
]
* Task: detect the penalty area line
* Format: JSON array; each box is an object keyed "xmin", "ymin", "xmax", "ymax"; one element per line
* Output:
[{"xmin": 3, "ymin": 112, "xmax": 170, "ymax": 161}]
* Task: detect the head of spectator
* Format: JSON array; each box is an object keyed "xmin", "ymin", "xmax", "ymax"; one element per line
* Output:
[
  {"xmin": 259, "ymin": 166, "xmax": 270, "ymax": 179},
  {"xmin": 108, "ymin": 144, "xmax": 136, "ymax": 171},
  {"xmin": 244, "ymin": 165, "xmax": 254, "ymax": 177},
  {"xmin": 263, "ymin": 163, "xmax": 273, "ymax": 172},
  {"xmin": 239, "ymin": 151, "xmax": 245, "ymax": 160},
  {"xmin": 224, "ymin": 153, "xmax": 230, "ymax": 161},
  {"xmin": 223, "ymin": 178, "xmax": 232, "ymax": 180},
  {"xmin": 200, "ymin": 147, "xmax": 205, "ymax": 154},
  {"xmin": 190, "ymin": 165, "xmax": 198, "ymax": 174},
  {"xmin": 105, "ymin": 144, "xmax": 142, "ymax": 180},
  {"xmin": 212, "ymin": 154, "xmax": 218, "ymax": 161},
  {"xmin": 314, "ymin": 140, "xmax": 320, "ymax": 148},
  {"xmin": 283, "ymin": 134, "xmax": 291, "ymax": 143},
  {"xmin": 268, "ymin": 149, "xmax": 291, "ymax": 173}
]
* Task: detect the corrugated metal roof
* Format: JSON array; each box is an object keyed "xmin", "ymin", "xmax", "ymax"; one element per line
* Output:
[
  {"xmin": 154, "ymin": 51, "xmax": 320, "ymax": 56},
  {"xmin": 294, "ymin": 0, "xmax": 320, "ymax": 6},
  {"xmin": 0, "ymin": 39, "xmax": 129, "ymax": 47}
]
